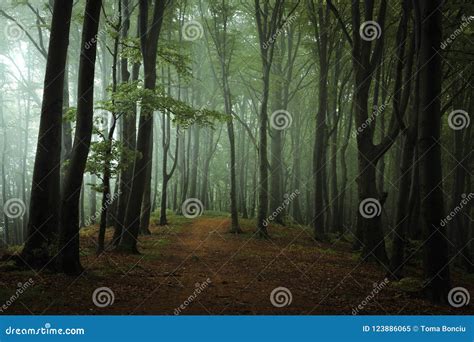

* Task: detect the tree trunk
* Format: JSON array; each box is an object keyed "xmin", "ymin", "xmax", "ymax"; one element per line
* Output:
[
  {"xmin": 58, "ymin": 0, "xmax": 102, "ymax": 274},
  {"xmin": 417, "ymin": 0, "xmax": 450, "ymax": 302},
  {"xmin": 119, "ymin": 0, "xmax": 166, "ymax": 253},
  {"xmin": 20, "ymin": 0, "xmax": 74, "ymax": 269}
]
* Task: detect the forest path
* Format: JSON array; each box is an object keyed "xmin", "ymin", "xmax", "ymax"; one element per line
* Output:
[{"xmin": 1, "ymin": 216, "xmax": 472, "ymax": 314}]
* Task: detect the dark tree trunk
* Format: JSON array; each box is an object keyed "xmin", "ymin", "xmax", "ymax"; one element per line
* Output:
[
  {"xmin": 254, "ymin": 0, "xmax": 285, "ymax": 238},
  {"xmin": 58, "ymin": 0, "xmax": 102, "ymax": 274},
  {"xmin": 139, "ymin": 132, "xmax": 153, "ymax": 235},
  {"xmin": 417, "ymin": 0, "xmax": 450, "ymax": 302},
  {"xmin": 20, "ymin": 0, "xmax": 74, "ymax": 268},
  {"xmin": 119, "ymin": 0, "xmax": 166, "ymax": 253}
]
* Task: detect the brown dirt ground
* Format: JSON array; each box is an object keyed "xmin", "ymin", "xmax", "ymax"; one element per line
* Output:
[{"xmin": 0, "ymin": 215, "xmax": 472, "ymax": 315}]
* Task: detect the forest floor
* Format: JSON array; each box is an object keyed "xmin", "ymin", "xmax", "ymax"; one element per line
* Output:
[{"xmin": 0, "ymin": 213, "xmax": 473, "ymax": 315}]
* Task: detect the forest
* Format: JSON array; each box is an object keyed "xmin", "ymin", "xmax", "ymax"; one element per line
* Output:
[{"xmin": 0, "ymin": 0, "xmax": 472, "ymax": 315}]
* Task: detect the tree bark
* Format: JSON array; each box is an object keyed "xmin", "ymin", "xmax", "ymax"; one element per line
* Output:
[
  {"xmin": 417, "ymin": 0, "xmax": 450, "ymax": 302},
  {"xmin": 20, "ymin": 0, "xmax": 74, "ymax": 269},
  {"xmin": 58, "ymin": 0, "xmax": 102, "ymax": 274}
]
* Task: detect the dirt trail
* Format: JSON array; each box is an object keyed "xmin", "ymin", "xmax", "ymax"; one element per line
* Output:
[{"xmin": 0, "ymin": 216, "xmax": 472, "ymax": 315}]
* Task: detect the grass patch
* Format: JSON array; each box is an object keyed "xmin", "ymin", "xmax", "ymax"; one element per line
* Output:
[{"xmin": 389, "ymin": 277, "xmax": 424, "ymax": 293}]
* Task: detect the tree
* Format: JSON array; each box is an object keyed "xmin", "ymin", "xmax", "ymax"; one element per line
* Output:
[
  {"xmin": 58, "ymin": 0, "xmax": 103, "ymax": 273},
  {"xmin": 253, "ymin": 0, "xmax": 287, "ymax": 238},
  {"xmin": 19, "ymin": 0, "xmax": 74, "ymax": 268},
  {"xmin": 118, "ymin": 0, "xmax": 168, "ymax": 253},
  {"xmin": 417, "ymin": 0, "xmax": 450, "ymax": 303},
  {"xmin": 204, "ymin": 0, "xmax": 242, "ymax": 233}
]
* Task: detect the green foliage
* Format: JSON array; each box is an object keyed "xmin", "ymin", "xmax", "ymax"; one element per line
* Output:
[
  {"xmin": 158, "ymin": 42, "xmax": 192, "ymax": 79},
  {"xmin": 63, "ymin": 106, "xmax": 77, "ymax": 123},
  {"xmin": 85, "ymin": 139, "xmax": 136, "ymax": 187},
  {"xmin": 120, "ymin": 37, "xmax": 142, "ymax": 65},
  {"xmin": 98, "ymin": 80, "xmax": 226, "ymax": 129}
]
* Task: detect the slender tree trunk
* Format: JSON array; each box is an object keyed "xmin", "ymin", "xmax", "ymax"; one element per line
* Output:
[{"xmin": 58, "ymin": 0, "xmax": 102, "ymax": 274}]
